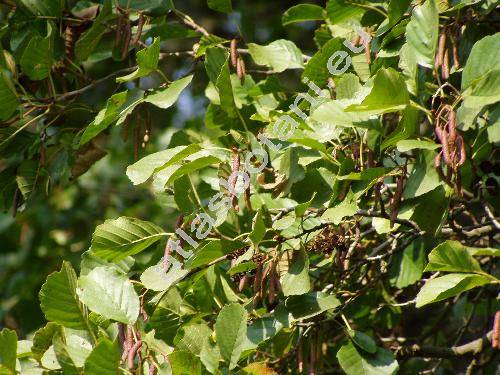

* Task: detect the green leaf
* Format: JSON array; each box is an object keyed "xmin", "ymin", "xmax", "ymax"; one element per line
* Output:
[
  {"xmin": 282, "ymin": 4, "xmax": 324, "ymax": 25},
  {"xmin": 0, "ymin": 70, "xmax": 18, "ymax": 121},
  {"xmin": 0, "ymin": 328, "xmax": 17, "ymax": 373},
  {"xmin": 75, "ymin": 0, "xmax": 112, "ymax": 61},
  {"xmin": 207, "ymin": 0, "xmax": 232, "ymax": 13},
  {"xmin": 410, "ymin": 186, "xmax": 449, "ymax": 236},
  {"xmin": 462, "ymin": 33, "xmax": 500, "ymax": 90},
  {"xmin": 281, "ymin": 249, "xmax": 311, "ymax": 296},
  {"xmin": 326, "ymin": 0, "xmax": 365, "ymax": 25},
  {"xmin": 186, "ymin": 239, "xmax": 245, "ymax": 268},
  {"xmin": 389, "ymin": 238, "xmax": 427, "ymax": 289},
  {"xmin": 117, "ymin": 0, "xmax": 172, "ymax": 14},
  {"xmin": 415, "ymin": 273, "xmax": 492, "ymax": 308},
  {"xmin": 20, "ymin": 23, "xmax": 53, "ymax": 80},
  {"xmin": 77, "ymin": 266, "xmax": 140, "ymax": 324},
  {"xmin": 403, "ymin": 150, "xmax": 442, "ymax": 198},
  {"xmin": 91, "ymin": 216, "xmax": 165, "ymax": 261},
  {"xmin": 149, "ymin": 307, "xmax": 182, "ymax": 346},
  {"xmin": 205, "ymin": 47, "xmax": 237, "ymax": 118},
  {"xmin": 80, "ymin": 250, "xmax": 134, "ymax": 276},
  {"xmin": 425, "ymin": 240, "xmax": 485, "ymax": 274},
  {"xmin": 247, "ymin": 40, "xmax": 304, "ymax": 73},
  {"xmin": 348, "ymin": 330, "xmax": 377, "ymax": 354},
  {"xmin": 406, "ymin": 0, "xmax": 438, "ymax": 68},
  {"xmin": 382, "ymin": 106, "xmax": 419, "ymax": 150},
  {"xmin": 398, "ymin": 42, "xmax": 419, "ymax": 95},
  {"xmin": 215, "ymin": 303, "xmax": 248, "ymax": 369},
  {"xmin": 249, "ymin": 209, "xmax": 266, "ymax": 246},
  {"xmin": 345, "ymin": 68, "xmax": 409, "ymax": 115},
  {"xmin": 169, "ymin": 350, "xmax": 202, "ymax": 375},
  {"xmin": 387, "ymin": 0, "xmax": 412, "ymax": 28},
  {"xmin": 79, "ymin": 88, "xmax": 145, "ymax": 146},
  {"xmin": 16, "ymin": 340, "xmax": 33, "ymax": 358},
  {"xmin": 337, "ymin": 341, "xmax": 399, "ymax": 375},
  {"xmin": 310, "ymin": 99, "xmax": 372, "ymax": 130},
  {"xmin": 285, "ymin": 292, "xmax": 340, "ymax": 320},
  {"xmin": 127, "ymin": 144, "xmax": 201, "ymax": 185},
  {"xmin": 245, "ymin": 317, "xmax": 283, "ymax": 349},
  {"xmin": 19, "ymin": 0, "xmax": 63, "ymax": 17},
  {"xmin": 152, "ymin": 149, "xmax": 225, "ymax": 190},
  {"xmin": 195, "ymin": 34, "xmax": 227, "ymax": 57},
  {"xmin": 177, "ymin": 324, "xmax": 212, "ymax": 355},
  {"xmin": 396, "ymin": 139, "xmax": 439, "ymax": 152},
  {"xmin": 84, "ymin": 338, "xmax": 120, "ymax": 375},
  {"xmin": 31, "ymin": 323, "xmax": 62, "ymax": 361},
  {"xmin": 116, "ymin": 37, "xmax": 160, "ymax": 82},
  {"xmin": 15, "ymin": 159, "xmax": 38, "ymax": 199},
  {"xmin": 144, "ymin": 74, "xmax": 193, "ymax": 108},
  {"xmin": 39, "ymin": 262, "xmax": 88, "ymax": 330},
  {"xmin": 52, "ymin": 332, "xmax": 80, "ymax": 374},
  {"xmin": 322, "ymin": 189, "xmax": 358, "ymax": 225},
  {"xmin": 466, "ymin": 246, "xmax": 500, "ymax": 257},
  {"xmin": 140, "ymin": 263, "xmax": 189, "ymax": 292}
]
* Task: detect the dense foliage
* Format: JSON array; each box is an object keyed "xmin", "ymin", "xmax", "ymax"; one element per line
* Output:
[{"xmin": 0, "ymin": 0, "xmax": 499, "ymax": 374}]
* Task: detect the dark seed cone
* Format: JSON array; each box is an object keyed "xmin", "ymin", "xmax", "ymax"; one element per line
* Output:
[
  {"xmin": 251, "ymin": 252, "xmax": 267, "ymax": 265},
  {"xmin": 306, "ymin": 226, "xmax": 347, "ymax": 257},
  {"xmin": 227, "ymin": 246, "xmax": 249, "ymax": 260}
]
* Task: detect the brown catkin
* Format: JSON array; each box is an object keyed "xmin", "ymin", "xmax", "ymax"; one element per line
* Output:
[
  {"xmin": 127, "ymin": 340, "xmax": 142, "ymax": 369},
  {"xmin": 121, "ymin": 20, "xmax": 132, "ymax": 60},
  {"xmin": 309, "ymin": 335, "xmax": 316, "ymax": 375},
  {"xmin": 253, "ymin": 264, "xmax": 263, "ymax": 305},
  {"xmin": 492, "ymin": 311, "xmax": 500, "ymax": 349},
  {"xmin": 451, "ymin": 32, "xmax": 460, "ymax": 69},
  {"xmin": 298, "ymin": 340, "xmax": 304, "ymax": 373},
  {"xmin": 436, "ymin": 31, "xmax": 447, "ymax": 68},
  {"xmin": 236, "ymin": 57, "xmax": 246, "ymax": 85},
  {"xmin": 238, "ymin": 273, "xmax": 249, "ymax": 292},
  {"xmin": 230, "ymin": 38, "xmax": 238, "ymax": 68},
  {"xmin": 442, "ymin": 48, "xmax": 450, "ymax": 80},
  {"xmin": 131, "ymin": 13, "xmax": 145, "ymax": 45},
  {"xmin": 121, "ymin": 325, "xmax": 133, "ymax": 362}
]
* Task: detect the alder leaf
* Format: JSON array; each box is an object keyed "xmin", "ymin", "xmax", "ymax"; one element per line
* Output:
[
  {"xmin": 91, "ymin": 217, "xmax": 166, "ymax": 261},
  {"xmin": 39, "ymin": 261, "xmax": 88, "ymax": 330},
  {"xmin": 77, "ymin": 266, "xmax": 140, "ymax": 324},
  {"xmin": 215, "ymin": 303, "xmax": 248, "ymax": 369}
]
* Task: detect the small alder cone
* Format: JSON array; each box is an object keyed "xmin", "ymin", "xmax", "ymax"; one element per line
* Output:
[
  {"xmin": 227, "ymin": 246, "xmax": 249, "ymax": 260},
  {"xmin": 306, "ymin": 226, "xmax": 347, "ymax": 258},
  {"xmin": 251, "ymin": 252, "xmax": 267, "ymax": 265},
  {"xmin": 493, "ymin": 311, "xmax": 500, "ymax": 349}
]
